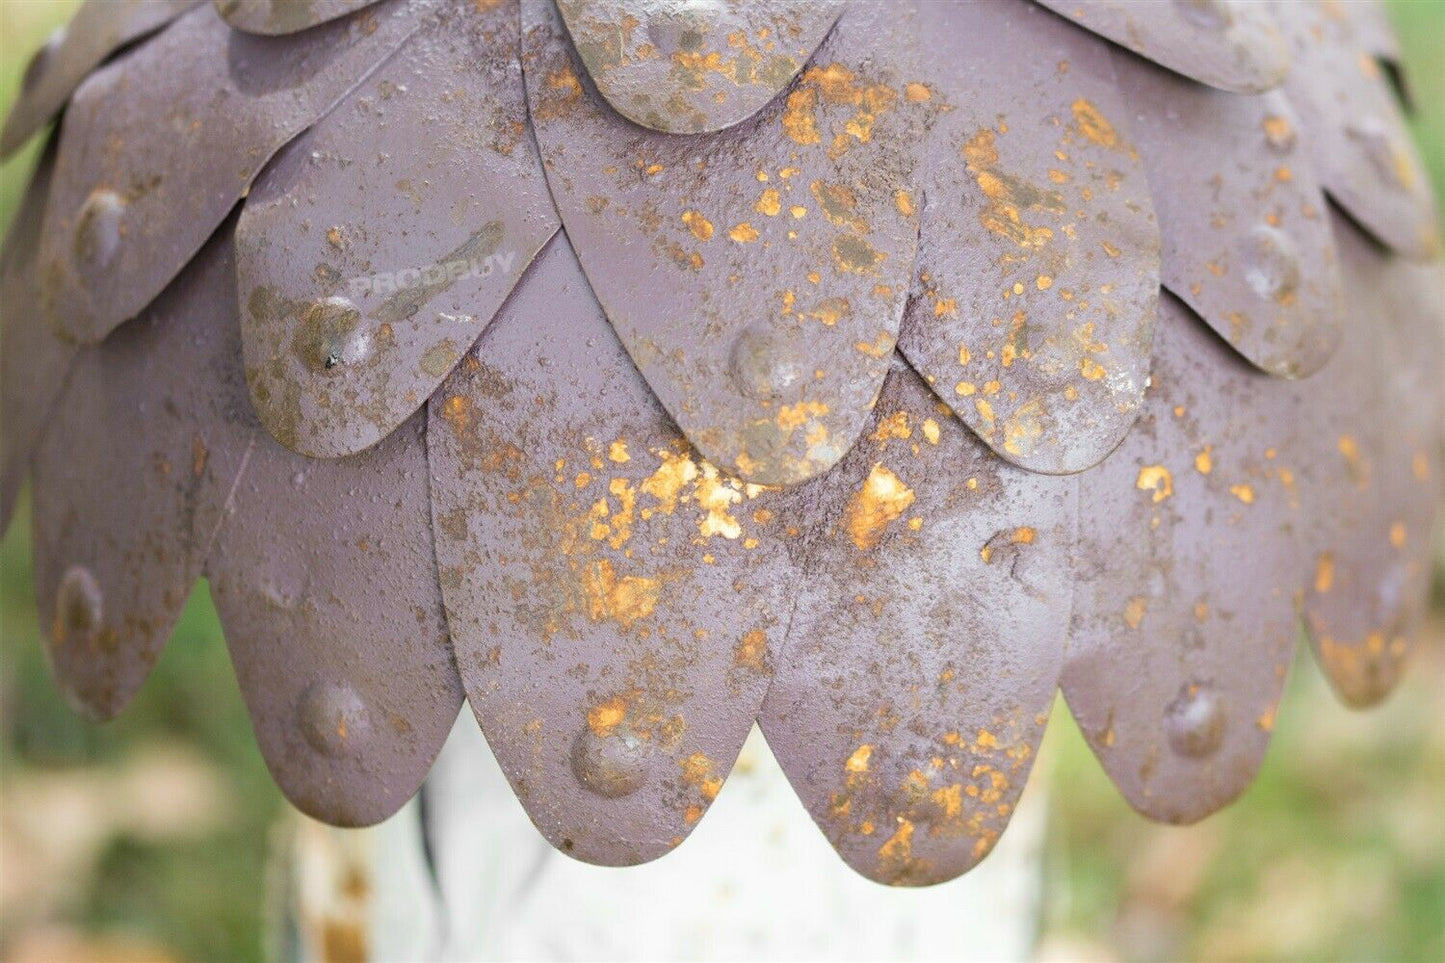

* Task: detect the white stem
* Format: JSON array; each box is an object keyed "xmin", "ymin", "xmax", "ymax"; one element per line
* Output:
[{"xmin": 283, "ymin": 714, "xmax": 1049, "ymax": 962}]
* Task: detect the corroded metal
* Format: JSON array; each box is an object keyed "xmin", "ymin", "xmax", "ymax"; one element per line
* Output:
[
  {"xmin": 428, "ymin": 235, "xmax": 791, "ymax": 865},
  {"xmin": 207, "ymin": 410, "xmax": 463, "ymax": 828},
  {"xmin": 1033, "ymin": 0, "xmax": 1288, "ymax": 94},
  {"xmin": 31, "ymin": 225, "xmax": 253, "ymax": 720},
  {"xmin": 1061, "ymin": 293, "xmax": 1303, "ymax": 823},
  {"xmin": 3, "ymin": 0, "xmax": 1442, "ymax": 881},
  {"xmin": 553, "ymin": 0, "xmax": 843, "ymax": 134},
  {"xmin": 899, "ymin": 0, "xmax": 1158, "ymax": 474},
  {"xmin": 215, "ymin": 0, "xmax": 380, "ymax": 35},
  {"xmin": 1295, "ymin": 213, "xmax": 1443, "ymax": 707},
  {"xmin": 0, "ymin": 139, "xmax": 73, "ymax": 531},
  {"xmin": 0, "ymin": 0, "xmax": 198, "ymax": 158},
  {"xmin": 1113, "ymin": 51, "xmax": 1342, "ymax": 378},
  {"xmin": 237, "ymin": 0, "xmax": 558, "ymax": 459},
  {"xmin": 523, "ymin": 0, "xmax": 930, "ymax": 486},
  {"xmin": 1272, "ymin": 0, "xmax": 1439, "ymax": 259},
  {"xmin": 760, "ymin": 358, "xmax": 1073, "ymax": 885},
  {"xmin": 36, "ymin": 0, "xmax": 424, "ymax": 346}
]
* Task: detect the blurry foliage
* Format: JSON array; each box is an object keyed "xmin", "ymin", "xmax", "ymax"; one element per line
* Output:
[{"xmin": 0, "ymin": 1, "xmax": 1442, "ymax": 961}]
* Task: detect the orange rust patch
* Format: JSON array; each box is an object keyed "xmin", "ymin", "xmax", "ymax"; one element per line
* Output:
[
  {"xmin": 681, "ymin": 752, "xmax": 724, "ymax": 802},
  {"xmin": 1136, "ymin": 465, "xmax": 1173, "ymax": 503},
  {"xmin": 734, "ymin": 629, "xmax": 769, "ymax": 672},
  {"xmin": 1071, "ymin": 98, "xmax": 1120, "ymax": 149},
  {"xmin": 781, "ymin": 87, "xmax": 820, "ymax": 145},
  {"xmin": 1124, "ymin": 596, "xmax": 1147, "ymax": 629},
  {"xmin": 845, "ymin": 744, "xmax": 874, "ymax": 774},
  {"xmin": 581, "ymin": 559, "xmax": 659, "ymax": 629},
  {"xmin": 587, "ymin": 694, "xmax": 629, "ymax": 737},
  {"xmin": 845, "ymin": 464, "xmax": 915, "ymax": 550},
  {"xmin": 681, "ymin": 209, "xmax": 714, "ymax": 241}
]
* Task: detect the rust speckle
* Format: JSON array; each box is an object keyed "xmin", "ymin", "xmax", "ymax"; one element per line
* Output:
[
  {"xmin": 845, "ymin": 743, "xmax": 874, "ymax": 773},
  {"xmin": 581, "ymin": 559, "xmax": 660, "ymax": 629},
  {"xmin": 586, "ymin": 694, "xmax": 629, "ymax": 738},
  {"xmin": 845, "ymin": 464, "xmax": 915, "ymax": 550},
  {"xmin": 1136, "ymin": 464, "xmax": 1173, "ymax": 503},
  {"xmin": 1071, "ymin": 98, "xmax": 1120, "ymax": 150}
]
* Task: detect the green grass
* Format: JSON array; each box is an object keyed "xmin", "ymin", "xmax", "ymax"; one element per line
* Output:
[{"xmin": 1, "ymin": 1, "xmax": 1442, "ymax": 960}]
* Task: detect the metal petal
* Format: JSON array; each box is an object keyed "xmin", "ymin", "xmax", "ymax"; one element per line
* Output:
[
  {"xmin": 1033, "ymin": 0, "xmax": 1288, "ymax": 94},
  {"xmin": 428, "ymin": 233, "xmax": 793, "ymax": 865},
  {"xmin": 0, "ymin": 0, "xmax": 198, "ymax": 158},
  {"xmin": 1061, "ymin": 293, "xmax": 1303, "ymax": 823},
  {"xmin": 237, "ymin": 1, "xmax": 559, "ymax": 459},
  {"xmin": 898, "ymin": 0, "xmax": 1159, "ymax": 474},
  {"xmin": 523, "ymin": 0, "xmax": 930, "ymax": 486},
  {"xmin": 206, "ymin": 411, "xmax": 462, "ymax": 827},
  {"xmin": 36, "ymin": 0, "xmax": 424, "ymax": 347},
  {"xmin": 215, "ymin": 0, "xmax": 380, "ymax": 35},
  {"xmin": 760, "ymin": 359, "xmax": 1071, "ymax": 886},
  {"xmin": 1297, "ymin": 214, "xmax": 1444, "ymax": 707},
  {"xmin": 1, "ymin": 139, "xmax": 75, "ymax": 532},
  {"xmin": 1113, "ymin": 51, "xmax": 1342, "ymax": 378},
  {"xmin": 30, "ymin": 225, "xmax": 253, "ymax": 720},
  {"xmin": 553, "ymin": 0, "xmax": 843, "ymax": 134},
  {"xmin": 1272, "ymin": 0, "xmax": 1439, "ymax": 260}
]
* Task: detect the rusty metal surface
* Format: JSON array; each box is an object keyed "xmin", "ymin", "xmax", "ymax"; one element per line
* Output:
[
  {"xmin": 0, "ymin": 0, "xmax": 198, "ymax": 158},
  {"xmin": 4, "ymin": 0, "xmax": 1442, "ymax": 859},
  {"xmin": 1272, "ymin": 0, "xmax": 1439, "ymax": 260},
  {"xmin": 207, "ymin": 410, "xmax": 463, "ymax": 827},
  {"xmin": 36, "ymin": 0, "xmax": 424, "ymax": 347},
  {"xmin": 1296, "ymin": 213, "xmax": 1443, "ymax": 707},
  {"xmin": 428, "ymin": 234, "xmax": 792, "ymax": 865},
  {"xmin": 215, "ymin": 0, "xmax": 379, "ymax": 35},
  {"xmin": 30, "ymin": 225, "xmax": 254, "ymax": 720},
  {"xmin": 1114, "ymin": 51, "xmax": 1342, "ymax": 378},
  {"xmin": 1033, "ymin": 0, "xmax": 1287, "ymax": 94},
  {"xmin": 759, "ymin": 358, "xmax": 1073, "ymax": 885},
  {"xmin": 1061, "ymin": 293, "xmax": 1304, "ymax": 823},
  {"xmin": 237, "ymin": 0, "xmax": 558, "ymax": 460},
  {"xmin": 898, "ymin": 0, "xmax": 1158, "ymax": 475},
  {"xmin": 0, "ymin": 140, "xmax": 75, "ymax": 532},
  {"xmin": 523, "ymin": 0, "xmax": 929, "ymax": 487},
  {"xmin": 553, "ymin": 0, "xmax": 843, "ymax": 134}
]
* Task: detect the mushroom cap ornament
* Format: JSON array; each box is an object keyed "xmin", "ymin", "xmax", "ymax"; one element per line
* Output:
[{"xmin": 2, "ymin": 0, "xmax": 1441, "ymax": 886}]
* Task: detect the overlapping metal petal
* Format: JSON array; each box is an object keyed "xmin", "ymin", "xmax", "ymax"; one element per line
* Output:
[{"xmin": 1, "ymin": 0, "xmax": 1440, "ymax": 885}]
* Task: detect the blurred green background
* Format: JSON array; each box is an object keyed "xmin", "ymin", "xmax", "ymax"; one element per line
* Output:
[{"xmin": 0, "ymin": 2, "xmax": 1442, "ymax": 961}]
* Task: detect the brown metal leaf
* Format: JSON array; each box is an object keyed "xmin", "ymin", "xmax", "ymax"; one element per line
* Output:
[
  {"xmin": 428, "ymin": 233, "xmax": 792, "ymax": 865},
  {"xmin": 0, "ymin": 0, "xmax": 198, "ymax": 158},
  {"xmin": 899, "ymin": 0, "xmax": 1159, "ymax": 474},
  {"xmin": 759, "ymin": 358, "xmax": 1072, "ymax": 885},
  {"xmin": 237, "ymin": 1, "xmax": 559, "ymax": 459},
  {"xmin": 31, "ymin": 225, "xmax": 253, "ymax": 720},
  {"xmin": 1113, "ymin": 50, "xmax": 1342, "ymax": 378},
  {"xmin": 214, "ymin": 0, "xmax": 379, "ymax": 35},
  {"xmin": 523, "ymin": 0, "xmax": 930, "ymax": 486},
  {"xmin": 1297, "ymin": 213, "xmax": 1443, "ymax": 707},
  {"xmin": 1061, "ymin": 293, "xmax": 1304, "ymax": 823},
  {"xmin": 553, "ymin": 0, "xmax": 843, "ymax": 134},
  {"xmin": 206, "ymin": 410, "xmax": 462, "ymax": 827},
  {"xmin": 1034, "ymin": 0, "xmax": 1288, "ymax": 94},
  {"xmin": 1, "ymin": 139, "xmax": 74, "ymax": 532},
  {"xmin": 1272, "ymin": 0, "xmax": 1439, "ymax": 259},
  {"xmin": 36, "ymin": 0, "xmax": 424, "ymax": 347}
]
